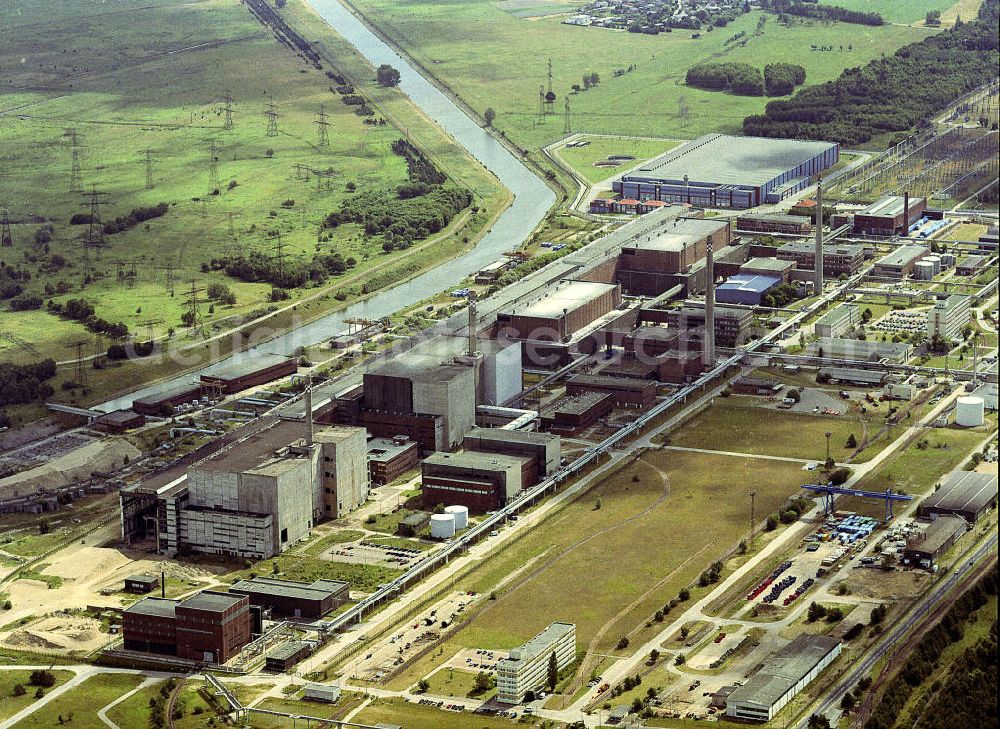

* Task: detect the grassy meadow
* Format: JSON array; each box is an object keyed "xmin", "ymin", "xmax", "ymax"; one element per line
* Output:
[
  {"xmin": 448, "ymin": 450, "xmax": 808, "ymax": 655},
  {"xmin": 345, "ymin": 0, "xmax": 933, "ymax": 150},
  {"xmin": 555, "ymin": 135, "xmax": 683, "ymax": 184},
  {"xmin": 0, "ymin": 0, "xmax": 506, "ymax": 394}
]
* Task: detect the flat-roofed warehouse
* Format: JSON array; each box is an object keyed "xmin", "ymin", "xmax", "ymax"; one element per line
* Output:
[
  {"xmin": 566, "ymin": 374, "xmax": 657, "ymax": 409},
  {"xmin": 615, "ymin": 217, "xmax": 730, "ymax": 295},
  {"xmin": 200, "ymin": 353, "xmax": 298, "ymax": 395},
  {"xmin": 421, "ymin": 451, "xmax": 530, "ymax": 512},
  {"xmin": 903, "ymin": 515, "xmax": 966, "ymax": 565},
  {"xmin": 463, "ymin": 427, "xmax": 561, "ymax": 479},
  {"xmin": 725, "ymin": 634, "xmax": 842, "ymax": 722},
  {"xmin": 496, "ymin": 280, "xmax": 621, "ymax": 342},
  {"xmin": 613, "ymin": 133, "xmax": 839, "ymax": 209},
  {"xmin": 919, "ymin": 470, "xmax": 998, "ymax": 523},
  {"xmin": 873, "ymin": 244, "xmax": 929, "ymax": 279},
  {"xmin": 852, "ymin": 195, "xmax": 927, "ymax": 236},
  {"xmin": 229, "ymin": 577, "xmax": 350, "ymax": 619}
]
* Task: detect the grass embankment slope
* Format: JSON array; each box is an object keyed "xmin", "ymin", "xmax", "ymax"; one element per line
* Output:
[
  {"xmin": 0, "ymin": 0, "xmax": 507, "ymax": 406},
  {"xmin": 345, "ymin": 0, "xmax": 930, "ymax": 150}
]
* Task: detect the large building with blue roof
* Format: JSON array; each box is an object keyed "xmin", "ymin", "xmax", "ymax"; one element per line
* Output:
[
  {"xmin": 715, "ymin": 274, "xmax": 781, "ymax": 306},
  {"xmin": 613, "ymin": 133, "xmax": 839, "ymax": 209}
]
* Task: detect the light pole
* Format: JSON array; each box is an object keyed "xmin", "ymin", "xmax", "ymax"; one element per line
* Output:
[
  {"xmin": 749, "ymin": 490, "xmax": 757, "ymax": 549},
  {"xmin": 825, "ymin": 431, "xmax": 832, "ymax": 465}
]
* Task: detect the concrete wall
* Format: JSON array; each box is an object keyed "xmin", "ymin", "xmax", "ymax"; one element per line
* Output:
[
  {"xmin": 413, "ymin": 367, "xmax": 475, "ymax": 450},
  {"xmin": 481, "ymin": 342, "xmax": 523, "ymax": 406},
  {"xmin": 316, "ymin": 427, "xmax": 370, "ymax": 518}
]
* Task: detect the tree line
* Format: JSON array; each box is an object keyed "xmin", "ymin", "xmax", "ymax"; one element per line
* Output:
[
  {"xmin": 47, "ymin": 298, "xmax": 129, "ymax": 339},
  {"xmin": 0, "ymin": 359, "xmax": 57, "ymax": 407},
  {"xmin": 761, "ymin": 0, "xmax": 883, "ymax": 26},
  {"xmin": 864, "ymin": 564, "xmax": 998, "ymax": 729},
  {"xmin": 744, "ymin": 0, "xmax": 999, "ymax": 145},
  {"xmin": 687, "ymin": 62, "xmax": 806, "ymax": 96}
]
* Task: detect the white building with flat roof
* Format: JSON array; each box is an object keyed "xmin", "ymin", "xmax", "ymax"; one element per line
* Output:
[
  {"xmin": 927, "ymin": 294, "xmax": 971, "ymax": 342},
  {"xmin": 496, "ymin": 622, "xmax": 576, "ymax": 704}
]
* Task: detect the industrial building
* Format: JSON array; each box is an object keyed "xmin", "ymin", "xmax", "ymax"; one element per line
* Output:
[
  {"xmin": 265, "ymin": 641, "xmax": 312, "ymax": 672},
  {"xmin": 421, "ymin": 451, "xmax": 529, "ymax": 512},
  {"xmin": 119, "ymin": 419, "xmax": 369, "ymax": 560},
  {"xmin": 810, "ymin": 337, "xmax": 912, "ymax": 364},
  {"xmin": 122, "ymin": 590, "xmax": 252, "ymax": 664},
  {"xmin": 735, "ymin": 213, "xmax": 812, "ymax": 236},
  {"xmin": 93, "ymin": 410, "xmax": 146, "ymax": 434},
  {"xmin": 919, "ymin": 470, "xmax": 997, "ymax": 524},
  {"xmin": 367, "ymin": 435, "xmax": 420, "ymax": 485},
  {"xmin": 565, "ymin": 374, "xmax": 657, "ymax": 409},
  {"xmin": 738, "ymin": 257, "xmax": 796, "ymax": 283},
  {"xmin": 903, "ymin": 515, "xmax": 966, "ymax": 565},
  {"xmin": 362, "ymin": 354, "xmax": 476, "ymax": 451},
  {"xmin": 818, "ymin": 367, "xmax": 888, "ymax": 386},
  {"xmin": 725, "ymin": 634, "xmax": 842, "ymax": 722},
  {"xmin": 715, "ymin": 274, "xmax": 781, "ymax": 306},
  {"xmin": 199, "ymin": 354, "xmax": 298, "ymax": 395},
  {"xmin": 814, "ymin": 304, "xmax": 860, "ymax": 339},
  {"xmin": 497, "ymin": 280, "xmax": 621, "ymax": 343},
  {"xmin": 956, "ymin": 254, "xmax": 991, "ymax": 276},
  {"xmin": 927, "ymin": 294, "xmax": 971, "ymax": 342},
  {"xmin": 853, "ymin": 195, "xmax": 927, "ymax": 237},
  {"xmin": 462, "ymin": 428, "xmax": 561, "ymax": 479},
  {"xmin": 496, "ymin": 622, "xmax": 576, "ymax": 704},
  {"xmin": 731, "ymin": 377, "xmax": 783, "ymax": 396},
  {"xmin": 663, "ymin": 303, "xmax": 753, "ymax": 348},
  {"xmin": 124, "ymin": 574, "xmax": 160, "ymax": 594},
  {"xmin": 615, "ymin": 217, "xmax": 730, "ymax": 296},
  {"xmin": 131, "ymin": 383, "xmax": 203, "ymax": 416},
  {"xmin": 776, "ymin": 241, "xmax": 865, "ymax": 277},
  {"xmin": 230, "ymin": 577, "xmax": 349, "ymax": 619},
  {"xmin": 872, "ymin": 245, "xmax": 930, "ymax": 279},
  {"xmin": 613, "ymin": 133, "xmax": 838, "ymax": 209},
  {"xmin": 541, "ymin": 392, "xmax": 615, "ymax": 435}
]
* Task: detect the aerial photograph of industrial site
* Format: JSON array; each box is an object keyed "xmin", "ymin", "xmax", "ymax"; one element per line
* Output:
[{"xmin": 0, "ymin": 0, "xmax": 997, "ymax": 727}]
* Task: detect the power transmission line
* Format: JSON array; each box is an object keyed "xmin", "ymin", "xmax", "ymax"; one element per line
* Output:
[
  {"xmin": 223, "ymin": 90, "xmax": 235, "ymax": 130},
  {"xmin": 315, "ymin": 104, "xmax": 331, "ymax": 147},
  {"xmin": 265, "ymin": 102, "xmax": 279, "ymax": 137}
]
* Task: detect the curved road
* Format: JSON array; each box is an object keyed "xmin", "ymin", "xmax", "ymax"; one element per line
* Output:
[{"xmin": 97, "ymin": 0, "xmax": 554, "ymax": 412}]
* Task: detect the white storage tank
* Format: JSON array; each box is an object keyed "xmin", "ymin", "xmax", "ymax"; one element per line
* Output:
[
  {"xmin": 925, "ymin": 255, "xmax": 941, "ymax": 274},
  {"xmin": 444, "ymin": 505, "xmax": 469, "ymax": 530},
  {"xmin": 914, "ymin": 261, "xmax": 934, "ymax": 280},
  {"xmin": 430, "ymin": 513, "xmax": 456, "ymax": 539},
  {"xmin": 955, "ymin": 396, "xmax": 985, "ymax": 427}
]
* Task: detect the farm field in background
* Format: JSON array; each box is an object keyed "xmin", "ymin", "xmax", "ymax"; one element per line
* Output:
[{"xmin": 345, "ymin": 0, "xmax": 932, "ymax": 150}]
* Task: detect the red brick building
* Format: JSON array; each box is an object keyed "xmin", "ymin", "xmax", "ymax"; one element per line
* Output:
[{"xmin": 123, "ymin": 590, "xmax": 252, "ymax": 664}]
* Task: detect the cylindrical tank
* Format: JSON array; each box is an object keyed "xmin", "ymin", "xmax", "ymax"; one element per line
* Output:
[
  {"xmin": 430, "ymin": 513, "xmax": 456, "ymax": 539},
  {"xmin": 914, "ymin": 261, "xmax": 934, "ymax": 280},
  {"xmin": 955, "ymin": 396, "xmax": 985, "ymax": 427},
  {"xmin": 444, "ymin": 505, "xmax": 469, "ymax": 530},
  {"xmin": 925, "ymin": 255, "xmax": 941, "ymax": 274}
]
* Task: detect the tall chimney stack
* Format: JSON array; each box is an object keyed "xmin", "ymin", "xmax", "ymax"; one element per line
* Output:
[
  {"xmin": 304, "ymin": 375, "xmax": 314, "ymax": 446},
  {"xmin": 467, "ymin": 292, "xmax": 478, "ymax": 357},
  {"xmin": 902, "ymin": 191, "xmax": 910, "ymax": 237},
  {"xmin": 814, "ymin": 178, "xmax": 824, "ymax": 294},
  {"xmin": 704, "ymin": 239, "xmax": 715, "ymax": 366}
]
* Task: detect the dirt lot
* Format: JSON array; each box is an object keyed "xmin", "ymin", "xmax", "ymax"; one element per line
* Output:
[{"xmin": 2, "ymin": 614, "xmax": 109, "ymax": 654}]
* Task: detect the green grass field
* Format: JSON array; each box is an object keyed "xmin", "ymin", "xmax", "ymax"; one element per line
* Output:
[
  {"xmin": 0, "ymin": 670, "xmax": 74, "ymax": 723},
  {"xmin": 346, "ymin": 0, "xmax": 931, "ymax": 151},
  {"xmin": 357, "ymin": 697, "xmax": 553, "ymax": 728},
  {"xmin": 666, "ymin": 399, "xmax": 878, "ymax": 462},
  {"xmin": 448, "ymin": 451, "xmax": 808, "ymax": 656},
  {"xmin": 14, "ymin": 672, "xmax": 145, "ymax": 729},
  {"xmin": 555, "ymin": 135, "xmax": 683, "ymax": 184},
  {"xmin": 0, "ymin": 0, "xmax": 506, "ymax": 401},
  {"xmin": 831, "ymin": 0, "xmax": 955, "ymax": 24}
]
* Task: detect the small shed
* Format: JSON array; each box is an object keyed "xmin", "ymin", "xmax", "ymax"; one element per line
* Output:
[
  {"xmin": 124, "ymin": 574, "xmax": 160, "ymax": 594},
  {"xmin": 303, "ymin": 683, "xmax": 341, "ymax": 703}
]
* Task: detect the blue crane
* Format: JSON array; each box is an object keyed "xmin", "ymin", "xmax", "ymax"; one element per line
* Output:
[{"xmin": 802, "ymin": 483, "xmax": 913, "ymax": 522}]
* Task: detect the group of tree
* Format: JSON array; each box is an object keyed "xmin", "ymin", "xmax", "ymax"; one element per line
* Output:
[
  {"xmin": 744, "ymin": 0, "xmax": 999, "ymax": 145},
  {"xmin": 0, "ymin": 359, "xmax": 57, "ymax": 407},
  {"xmin": 763, "ymin": 62, "xmax": 807, "ymax": 95},
  {"xmin": 47, "ymin": 298, "xmax": 129, "ymax": 339},
  {"xmin": 698, "ymin": 560, "xmax": 724, "ymax": 587},
  {"xmin": 760, "ymin": 0, "xmax": 883, "ymax": 25},
  {"xmin": 323, "ymin": 138, "xmax": 470, "ymax": 253},
  {"xmin": 71, "ymin": 203, "xmax": 168, "ymax": 235},
  {"xmin": 761, "ymin": 281, "xmax": 801, "ymax": 307},
  {"xmin": 376, "ymin": 63, "xmax": 401, "ymax": 87},
  {"xmin": 865, "ymin": 565, "xmax": 997, "ymax": 729},
  {"xmin": 212, "ymin": 249, "xmax": 356, "ymax": 290},
  {"xmin": 686, "ymin": 62, "xmax": 766, "ymax": 96}
]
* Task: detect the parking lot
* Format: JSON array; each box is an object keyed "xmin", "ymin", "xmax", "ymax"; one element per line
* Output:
[{"xmin": 321, "ymin": 540, "xmax": 424, "ymax": 568}]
